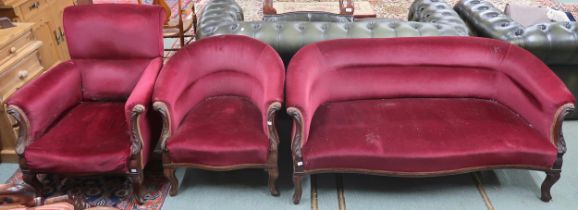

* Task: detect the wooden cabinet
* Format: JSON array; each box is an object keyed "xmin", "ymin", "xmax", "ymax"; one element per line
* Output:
[
  {"xmin": 0, "ymin": 23, "xmax": 44, "ymax": 162},
  {"xmin": 0, "ymin": 0, "xmax": 74, "ymax": 69}
]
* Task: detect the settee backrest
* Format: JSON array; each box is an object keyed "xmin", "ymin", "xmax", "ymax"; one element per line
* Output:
[
  {"xmin": 287, "ymin": 37, "xmax": 574, "ymax": 145},
  {"xmin": 63, "ymin": 4, "xmax": 165, "ymax": 101}
]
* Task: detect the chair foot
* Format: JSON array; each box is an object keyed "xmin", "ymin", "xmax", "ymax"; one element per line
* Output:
[
  {"xmin": 267, "ymin": 168, "xmax": 279, "ymax": 196},
  {"xmin": 292, "ymin": 175, "xmax": 303, "ymax": 204},
  {"xmin": 22, "ymin": 171, "xmax": 42, "ymax": 197},
  {"xmin": 129, "ymin": 173, "xmax": 145, "ymax": 204},
  {"xmin": 164, "ymin": 167, "xmax": 179, "ymax": 196},
  {"xmin": 541, "ymin": 170, "xmax": 561, "ymax": 202}
]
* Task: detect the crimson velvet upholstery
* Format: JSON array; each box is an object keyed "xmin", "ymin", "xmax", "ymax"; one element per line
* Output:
[
  {"xmin": 5, "ymin": 4, "xmax": 165, "ymax": 204},
  {"xmin": 286, "ymin": 36, "xmax": 575, "ymax": 204},
  {"xmin": 153, "ymin": 35, "xmax": 285, "ymax": 196}
]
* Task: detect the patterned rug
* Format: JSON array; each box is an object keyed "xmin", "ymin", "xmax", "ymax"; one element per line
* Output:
[{"xmin": 5, "ymin": 170, "xmax": 169, "ymax": 210}]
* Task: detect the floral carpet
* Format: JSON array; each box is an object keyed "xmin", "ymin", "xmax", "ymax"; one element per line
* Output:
[{"xmin": 5, "ymin": 170, "xmax": 169, "ymax": 210}]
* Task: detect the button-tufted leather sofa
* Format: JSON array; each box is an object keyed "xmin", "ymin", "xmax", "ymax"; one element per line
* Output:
[
  {"xmin": 455, "ymin": 0, "xmax": 578, "ymax": 65},
  {"xmin": 198, "ymin": 0, "xmax": 469, "ymax": 60},
  {"xmin": 455, "ymin": 0, "xmax": 578, "ymax": 119},
  {"xmin": 286, "ymin": 36, "xmax": 575, "ymax": 204}
]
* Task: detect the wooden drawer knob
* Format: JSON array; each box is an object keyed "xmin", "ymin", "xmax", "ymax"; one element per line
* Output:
[
  {"xmin": 10, "ymin": 47, "xmax": 17, "ymax": 54},
  {"xmin": 17, "ymin": 70, "xmax": 28, "ymax": 80}
]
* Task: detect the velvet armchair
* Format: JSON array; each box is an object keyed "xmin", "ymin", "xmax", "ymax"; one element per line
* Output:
[
  {"xmin": 286, "ymin": 37, "xmax": 575, "ymax": 204},
  {"xmin": 5, "ymin": 4, "xmax": 165, "ymax": 204},
  {"xmin": 153, "ymin": 35, "xmax": 285, "ymax": 197}
]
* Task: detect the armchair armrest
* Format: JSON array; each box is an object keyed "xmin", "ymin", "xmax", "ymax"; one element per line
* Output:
[
  {"xmin": 6, "ymin": 62, "xmax": 82, "ymax": 156},
  {"xmin": 125, "ymin": 57, "xmax": 163, "ymax": 166},
  {"xmin": 497, "ymin": 46, "xmax": 575, "ymax": 142},
  {"xmin": 286, "ymin": 44, "xmax": 326, "ymax": 149}
]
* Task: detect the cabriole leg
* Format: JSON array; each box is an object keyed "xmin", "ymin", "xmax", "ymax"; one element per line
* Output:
[
  {"xmin": 164, "ymin": 167, "xmax": 179, "ymax": 196},
  {"xmin": 540, "ymin": 170, "xmax": 561, "ymax": 202},
  {"xmin": 267, "ymin": 167, "xmax": 279, "ymax": 196},
  {"xmin": 129, "ymin": 173, "xmax": 145, "ymax": 204},
  {"xmin": 292, "ymin": 175, "xmax": 303, "ymax": 204}
]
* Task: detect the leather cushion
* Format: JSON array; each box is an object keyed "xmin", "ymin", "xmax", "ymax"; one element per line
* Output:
[
  {"xmin": 302, "ymin": 98, "xmax": 557, "ymax": 173},
  {"xmin": 167, "ymin": 96, "xmax": 269, "ymax": 167},
  {"xmin": 25, "ymin": 102, "xmax": 131, "ymax": 174},
  {"xmin": 263, "ymin": 11, "xmax": 353, "ymax": 22}
]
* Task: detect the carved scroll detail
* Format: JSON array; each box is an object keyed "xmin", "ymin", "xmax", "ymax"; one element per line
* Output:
[
  {"xmin": 287, "ymin": 107, "xmax": 305, "ymax": 174},
  {"xmin": 130, "ymin": 105, "xmax": 145, "ymax": 157},
  {"xmin": 153, "ymin": 101, "xmax": 172, "ymax": 151},
  {"xmin": 6, "ymin": 106, "xmax": 30, "ymax": 157}
]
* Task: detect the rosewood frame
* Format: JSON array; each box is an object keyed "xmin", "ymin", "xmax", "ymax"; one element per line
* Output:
[
  {"xmin": 287, "ymin": 104, "xmax": 575, "ymax": 204},
  {"xmin": 6, "ymin": 104, "xmax": 150, "ymax": 204},
  {"xmin": 154, "ymin": 101, "xmax": 282, "ymax": 197},
  {"xmin": 263, "ymin": 0, "xmax": 354, "ymax": 16}
]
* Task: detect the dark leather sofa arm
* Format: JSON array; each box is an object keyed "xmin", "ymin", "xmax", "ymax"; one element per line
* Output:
[
  {"xmin": 455, "ymin": 0, "xmax": 578, "ymax": 65},
  {"xmin": 197, "ymin": 0, "xmax": 244, "ymax": 37},
  {"xmin": 409, "ymin": 0, "xmax": 470, "ymax": 35}
]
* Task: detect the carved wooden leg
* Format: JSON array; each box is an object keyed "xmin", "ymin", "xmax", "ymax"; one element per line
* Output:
[
  {"xmin": 164, "ymin": 167, "xmax": 179, "ymax": 196},
  {"xmin": 129, "ymin": 173, "xmax": 145, "ymax": 204},
  {"xmin": 541, "ymin": 170, "xmax": 561, "ymax": 202},
  {"xmin": 267, "ymin": 167, "xmax": 279, "ymax": 196},
  {"xmin": 292, "ymin": 175, "xmax": 303, "ymax": 204},
  {"xmin": 22, "ymin": 171, "xmax": 42, "ymax": 197}
]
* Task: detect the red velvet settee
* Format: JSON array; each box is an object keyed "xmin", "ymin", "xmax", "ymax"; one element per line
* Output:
[
  {"xmin": 5, "ymin": 4, "xmax": 165, "ymax": 204},
  {"xmin": 286, "ymin": 37, "xmax": 575, "ymax": 204}
]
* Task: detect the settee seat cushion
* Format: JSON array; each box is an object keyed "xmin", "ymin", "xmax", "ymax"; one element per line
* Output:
[
  {"xmin": 167, "ymin": 96, "xmax": 269, "ymax": 167},
  {"xmin": 302, "ymin": 98, "xmax": 557, "ymax": 174},
  {"xmin": 25, "ymin": 102, "xmax": 131, "ymax": 174}
]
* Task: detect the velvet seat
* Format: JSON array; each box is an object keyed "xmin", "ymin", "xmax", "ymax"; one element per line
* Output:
[
  {"xmin": 25, "ymin": 103, "xmax": 131, "ymax": 174},
  {"xmin": 286, "ymin": 37, "xmax": 575, "ymax": 204},
  {"xmin": 303, "ymin": 98, "xmax": 557, "ymax": 173},
  {"xmin": 6, "ymin": 4, "xmax": 166, "ymax": 204},
  {"xmin": 153, "ymin": 35, "xmax": 285, "ymax": 197},
  {"xmin": 166, "ymin": 96, "xmax": 269, "ymax": 167}
]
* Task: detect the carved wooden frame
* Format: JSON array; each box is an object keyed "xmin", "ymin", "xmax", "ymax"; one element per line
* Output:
[
  {"xmin": 154, "ymin": 101, "xmax": 282, "ymax": 197},
  {"xmin": 263, "ymin": 0, "xmax": 354, "ymax": 16},
  {"xmin": 287, "ymin": 104, "xmax": 575, "ymax": 204},
  {"xmin": 6, "ymin": 103, "xmax": 149, "ymax": 204}
]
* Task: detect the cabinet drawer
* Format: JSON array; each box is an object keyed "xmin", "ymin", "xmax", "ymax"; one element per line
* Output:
[
  {"xmin": 17, "ymin": 0, "xmax": 48, "ymax": 20},
  {"xmin": 0, "ymin": 51, "xmax": 44, "ymax": 98},
  {"xmin": 0, "ymin": 31, "xmax": 34, "ymax": 65}
]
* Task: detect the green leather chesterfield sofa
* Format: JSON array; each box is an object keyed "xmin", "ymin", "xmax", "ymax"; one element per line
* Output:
[
  {"xmin": 455, "ymin": 0, "xmax": 578, "ymax": 119},
  {"xmin": 198, "ymin": 0, "xmax": 469, "ymax": 60},
  {"xmin": 455, "ymin": 0, "xmax": 578, "ymax": 65}
]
